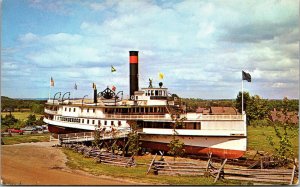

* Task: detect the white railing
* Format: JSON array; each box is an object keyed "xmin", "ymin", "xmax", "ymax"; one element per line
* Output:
[
  {"xmin": 44, "ymin": 108, "xmax": 58, "ymax": 115},
  {"xmin": 200, "ymin": 115, "xmax": 243, "ymax": 120},
  {"xmin": 58, "ymin": 131, "xmax": 130, "ymax": 143},
  {"xmin": 103, "ymin": 114, "xmax": 172, "ymax": 120}
]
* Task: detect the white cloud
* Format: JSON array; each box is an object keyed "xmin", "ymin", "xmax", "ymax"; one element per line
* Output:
[{"xmin": 2, "ymin": 0, "xmax": 298, "ymax": 99}]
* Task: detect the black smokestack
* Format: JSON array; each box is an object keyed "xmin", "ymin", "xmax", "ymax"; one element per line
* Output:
[
  {"xmin": 129, "ymin": 51, "xmax": 139, "ymax": 99},
  {"xmin": 94, "ymin": 89, "xmax": 97, "ymax": 104}
]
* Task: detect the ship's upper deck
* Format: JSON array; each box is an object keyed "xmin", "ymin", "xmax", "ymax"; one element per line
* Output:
[{"xmin": 46, "ymin": 86, "xmax": 174, "ymax": 107}]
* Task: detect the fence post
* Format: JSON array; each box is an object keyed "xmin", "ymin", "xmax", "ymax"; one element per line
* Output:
[
  {"xmin": 290, "ymin": 164, "xmax": 296, "ymax": 185},
  {"xmin": 214, "ymin": 158, "xmax": 227, "ymax": 183},
  {"xmin": 147, "ymin": 153, "xmax": 157, "ymax": 175},
  {"xmin": 206, "ymin": 152, "xmax": 212, "ymax": 172}
]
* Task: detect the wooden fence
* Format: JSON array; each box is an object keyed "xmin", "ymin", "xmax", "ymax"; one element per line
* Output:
[
  {"xmin": 63, "ymin": 143, "xmax": 136, "ymax": 167},
  {"xmin": 147, "ymin": 154, "xmax": 298, "ymax": 185}
]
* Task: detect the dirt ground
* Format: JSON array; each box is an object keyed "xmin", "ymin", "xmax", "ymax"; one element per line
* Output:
[{"xmin": 1, "ymin": 141, "xmax": 143, "ymax": 185}]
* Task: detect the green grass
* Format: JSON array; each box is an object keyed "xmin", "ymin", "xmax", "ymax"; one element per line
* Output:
[
  {"xmin": 1, "ymin": 111, "xmax": 43, "ymax": 121},
  {"xmin": 2, "ymin": 133, "xmax": 50, "ymax": 145},
  {"xmin": 63, "ymin": 149, "xmax": 245, "ymax": 185},
  {"xmin": 247, "ymin": 125, "xmax": 299, "ymax": 158}
]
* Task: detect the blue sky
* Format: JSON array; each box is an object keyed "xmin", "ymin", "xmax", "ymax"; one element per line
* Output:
[{"xmin": 1, "ymin": 0, "xmax": 299, "ymax": 99}]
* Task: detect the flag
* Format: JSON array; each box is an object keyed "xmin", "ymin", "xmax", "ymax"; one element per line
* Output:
[
  {"xmin": 92, "ymin": 82, "xmax": 96, "ymax": 90},
  {"xmin": 111, "ymin": 66, "xmax": 116, "ymax": 72},
  {"xmin": 112, "ymin": 85, "xmax": 116, "ymax": 91},
  {"xmin": 242, "ymin": 71, "xmax": 251, "ymax": 82},
  {"xmin": 50, "ymin": 77, "xmax": 54, "ymax": 87},
  {"xmin": 158, "ymin": 72, "xmax": 164, "ymax": 80},
  {"xmin": 74, "ymin": 83, "xmax": 77, "ymax": 90}
]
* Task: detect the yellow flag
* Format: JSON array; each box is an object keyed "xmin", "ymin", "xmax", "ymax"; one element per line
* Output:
[
  {"xmin": 158, "ymin": 72, "xmax": 164, "ymax": 80},
  {"xmin": 111, "ymin": 66, "xmax": 116, "ymax": 72}
]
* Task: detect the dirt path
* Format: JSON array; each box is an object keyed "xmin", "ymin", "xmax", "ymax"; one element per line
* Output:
[{"xmin": 1, "ymin": 141, "xmax": 143, "ymax": 185}]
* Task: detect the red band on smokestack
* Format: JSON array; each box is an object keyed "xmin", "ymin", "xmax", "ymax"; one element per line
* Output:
[{"xmin": 130, "ymin": 56, "xmax": 138, "ymax": 64}]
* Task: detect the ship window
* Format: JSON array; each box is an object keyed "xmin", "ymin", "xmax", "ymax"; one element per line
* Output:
[
  {"xmin": 111, "ymin": 121, "xmax": 114, "ymax": 126},
  {"xmin": 151, "ymin": 90, "xmax": 154, "ymax": 96},
  {"xmin": 87, "ymin": 109, "xmax": 89, "ymax": 112},
  {"xmin": 136, "ymin": 96, "xmax": 138, "ymax": 100},
  {"xmin": 81, "ymin": 119, "xmax": 84, "ymax": 123},
  {"xmin": 92, "ymin": 120, "xmax": 95, "ymax": 124},
  {"xmin": 65, "ymin": 108, "xmax": 67, "ymax": 111},
  {"xmin": 87, "ymin": 119, "xmax": 89, "ymax": 124},
  {"xmin": 148, "ymin": 90, "xmax": 150, "ymax": 96},
  {"xmin": 155, "ymin": 90, "xmax": 158, "ymax": 96},
  {"xmin": 104, "ymin": 121, "xmax": 107, "ymax": 125},
  {"xmin": 118, "ymin": 121, "xmax": 121, "ymax": 126},
  {"xmin": 159, "ymin": 90, "xmax": 162, "ymax": 96},
  {"xmin": 73, "ymin": 108, "xmax": 76, "ymax": 112},
  {"xmin": 141, "ymin": 107, "xmax": 144, "ymax": 113},
  {"xmin": 98, "ymin": 120, "xmax": 101, "ymax": 125},
  {"xmin": 69, "ymin": 108, "xmax": 71, "ymax": 112},
  {"xmin": 93, "ymin": 109, "xmax": 95, "ymax": 113}
]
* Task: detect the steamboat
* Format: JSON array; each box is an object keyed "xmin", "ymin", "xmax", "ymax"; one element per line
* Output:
[{"xmin": 44, "ymin": 51, "xmax": 247, "ymax": 159}]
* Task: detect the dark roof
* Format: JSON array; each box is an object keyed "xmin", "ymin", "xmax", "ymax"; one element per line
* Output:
[
  {"xmin": 269, "ymin": 109, "xmax": 298, "ymax": 124},
  {"xmin": 196, "ymin": 106, "xmax": 239, "ymax": 115},
  {"xmin": 210, "ymin": 107, "xmax": 239, "ymax": 115}
]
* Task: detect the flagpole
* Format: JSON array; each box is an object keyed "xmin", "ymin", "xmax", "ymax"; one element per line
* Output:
[
  {"xmin": 48, "ymin": 77, "xmax": 51, "ymax": 101},
  {"xmin": 242, "ymin": 79, "xmax": 244, "ymax": 114}
]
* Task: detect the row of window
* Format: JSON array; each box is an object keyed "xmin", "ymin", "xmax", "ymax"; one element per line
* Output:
[
  {"xmin": 105, "ymin": 107, "xmax": 166, "ymax": 114},
  {"xmin": 144, "ymin": 90, "xmax": 167, "ymax": 96},
  {"xmin": 57, "ymin": 116, "xmax": 122, "ymax": 126},
  {"xmin": 60, "ymin": 107, "xmax": 167, "ymax": 115},
  {"xmin": 63, "ymin": 107, "xmax": 96, "ymax": 113},
  {"xmin": 140, "ymin": 122, "xmax": 201, "ymax": 130}
]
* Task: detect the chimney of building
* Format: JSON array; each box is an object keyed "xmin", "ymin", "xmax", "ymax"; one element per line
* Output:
[{"xmin": 129, "ymin": 51, "xmax": 139, "ymax": 99}]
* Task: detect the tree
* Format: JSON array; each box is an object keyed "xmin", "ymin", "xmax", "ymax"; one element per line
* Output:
[
  {"xmin": 26, "ymin": 114, "xmax": 36, "ymax": 126},
  {"xmin": 126, "ymin": 120, "xmax": 141, "ymax": 155},
  {"xmin": 246, "ymin": 95, "xmax": 269, "ymax": 123},
  {"xmin": 168, "ymin": 117, "xmax": 186, "ymax": 161},
  {"xmin": 92, "ymin": 129, "xmax": 102, "ymax": 149},
  {"xmin": 35, "ymin": 117, "xmax": 45, "ymax": 126},
  {"xmin": 31, "ymin": 103, "xmax": 44, "ymax": 114},
  {"xmin": 265, "ymin": 97, "xmax": 297, "ymax": 166},
  {"xmin": 1, "ymin": 114, "xmax": 19, "ymax": 128},
  {"xmin": 127, "ymin": 130, "xmax": 141, "ymax": 155},
  {"xmin": 235, "ymin": 91, "xmax": 251, "ymax": 114}
]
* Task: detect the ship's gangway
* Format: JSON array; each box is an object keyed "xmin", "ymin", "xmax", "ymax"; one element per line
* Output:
[{"xmin": 58, "ymin": 131, "xmax": 129, "ymax": 144}]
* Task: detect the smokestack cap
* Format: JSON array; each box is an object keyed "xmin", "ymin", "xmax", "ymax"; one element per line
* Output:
[{"xmin": 129, "ymin": 51, "xmax": 139, "ymax": 56}]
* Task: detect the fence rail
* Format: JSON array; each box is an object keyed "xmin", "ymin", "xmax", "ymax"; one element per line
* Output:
[
  {"xmin": 63, "ymin": 143, "xmax": 136, "ymax": 167},
  {"xmin": 147, "ymin": 154, "xmax": 298, "ymax": 185}
]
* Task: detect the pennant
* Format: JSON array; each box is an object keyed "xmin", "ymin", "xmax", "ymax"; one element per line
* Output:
[
  {"xmin": 242, "ymin": 71, "xmax": 251, "ymax": 82},
  {"xmin": 158, "ymin": 72, "xmax": 164, "ymax": 80},
  {"xmin": 111, "ymin": 66, "xmax": 116, "ymax": 72},
  {"xmin": 50, "ymin": 77, "xmax": 54, "ymax": 87},
  {"xmin": 112, "ymin": 85, "xmax": 116, "ymax": 91},
  {"xmin": 74, "ymin": 83, "xmax": 77, "ymax": 90},
  {"xmin": 92, "ymin": 82, "xmax": 96, "ymax": 90}
]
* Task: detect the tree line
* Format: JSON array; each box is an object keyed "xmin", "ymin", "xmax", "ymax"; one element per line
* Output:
[
  {"xmin": 1, "ymin": 96, "xmax": 45, "ymax": 114},
  {"xmin": 182, "ymin": 94, "xmax": 298, "ymax": 114}
]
